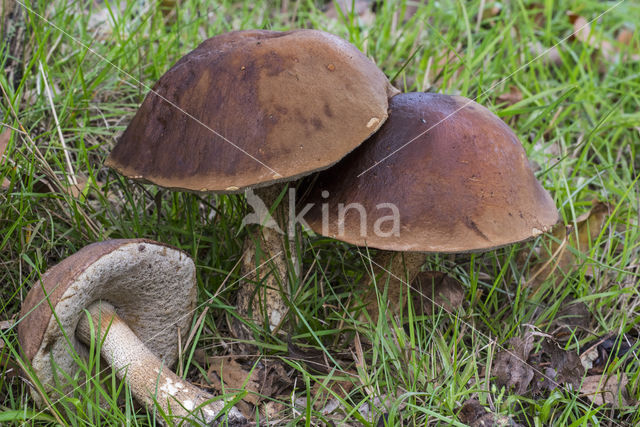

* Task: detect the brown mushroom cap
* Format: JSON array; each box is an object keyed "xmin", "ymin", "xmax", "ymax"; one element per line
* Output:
[
  {"xmin": 301, "ymin": 92, "xmax": 559, "ymax": 252},
  {"xmin": 106, "ymin": 29, "xmax": 398, "ymax": 193},
  {"xmin": 17, "ymin": 239, "xmax": 196, "ymax": 404}
]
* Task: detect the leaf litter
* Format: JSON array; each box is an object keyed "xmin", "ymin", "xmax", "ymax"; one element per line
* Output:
[
  {"xmin": 491, "ymin": 328, "xmax": 636, "ymax": 409},
  {"xmin": 411, "ymin": 271, "xmax": 465, "ymax": 315},
  {"xmin": 207, "ymin": 356, "xmax": 293, "ymax": 418},
  {"xmin": 458, "ymin": 399, "xmax": 523, "ymax": 427},
  {"xmin": 527, "ymin": 200, "xmax": 613, "ymax": 288},
  {"xmin": 0, "ymin": 128, "xmax": 12, "ymax": 190}
]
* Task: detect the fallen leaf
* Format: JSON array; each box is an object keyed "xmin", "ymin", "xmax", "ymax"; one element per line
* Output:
[
  {"xmin": 476, "ymin": 1, "xmax": 502, "ymax": 29},
  {"xmin": 580, "ymin": 374, "xmax": 630, "ymax": 408},
  {"xmin": 0, "ymin": 319, "xmax": 13, "ymax": 330},
  {"xmin": 526, "ymin": 3, "xmax": 546, "ymax": 29},
  {"xmin": 493, "ymin": 331, "xmax": 586, "ymax": 397},
  {"xmin": 311, "ymin": 375, "xmax": 355, "ymax": 414},
  {"xmin": 263, "ymin": 400, "xmax": 287, "ymax": 420},
  {"xmin": 616, "ymin": 28, "xmax": 634, "ymax": 45},
  {"xmin": 207, "ymin": 357, "xmax": 291, "ymax": 417},
  {"xmin": 568, "ymin": 12, "xmax": 640, "ymax": 64},
  {"xmin": 412, "ymin": 271, "xmax": 465, "ymax": 315},
  {"xmin": 496, "ymin": 86, "xmax": 524, "ymax": 106},
  {"xmin": 528, "ymin": 200, "xmax": 613, "ymax": 287},
  {"xmin": 580, "ymin": 335, "xmax": 634, "ymax": 374},
  {"xmin": 549, "ymin": 300, "xmax": 592, "ymax": 339},
  {"xmin": 287, "ymin": 340, "xmax": 331, "ymax": 373},
  {"xmin": 358, "ymin": 394, "xmax": 398, "ymax": 423},
  {"xmin": 158, "ymin": 0, "xmax": 177, "ymax": 16},
  {"xmin": 492, "ymin": 332, "xmax": 535, "ymax": 394},
  {"xmin": 530, "ymin": 339, "xmax": 583, "ymax": 394},
  {"xmin": 458, "ymin": 399, "xmax": 523, "ymax": 427},
  {"xmin": 0, "ymin": 128, "xmax": 11, "ymax": 190}
]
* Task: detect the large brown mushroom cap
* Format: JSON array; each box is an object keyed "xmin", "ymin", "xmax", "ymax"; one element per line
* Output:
[
  {"xmin": 302, "ymin": 92, "xmax": 559, "ymax": 252},
  {"xmin": 17, "ymin": 239, "xmax": 197, "ymax": 404},
  {"xmin": 106, "ymin": 29, "xmax": 398, "ymax": 193}
]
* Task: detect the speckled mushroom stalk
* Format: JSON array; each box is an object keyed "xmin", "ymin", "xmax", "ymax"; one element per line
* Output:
[
  {"xmin": 75, "ymin": 301, "xmax": 240, "ymax": 425},
  {"xmin": 301, "ymin": 93, "xmax": 559, "ymax": 319},
  {"xmin": 105, "ymin": 29, "xmax": 398, "ymax": 338},
  {"xmin": 236, "ymin": 184, "xmax": 293, "ymax": 337},
  {"xmin": 17, "ymin": 239, "xmax": 244, "ymax": 426}
]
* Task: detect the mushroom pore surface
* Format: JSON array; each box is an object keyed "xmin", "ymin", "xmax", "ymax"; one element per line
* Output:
[{"xmin": 17, "ymin": 239, "xmax": 197, "ymax": 406}]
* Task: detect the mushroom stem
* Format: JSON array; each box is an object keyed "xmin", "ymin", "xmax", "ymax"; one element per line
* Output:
[
  {"xmin": 358, "ymin": 251, "xmax": 427, "ymax": 321},
  {"xmin": 235, "ymin": 184, "xmax": 295, "ymax": 339},
  {"xmin": 76, "ymin": 301, "xmax": 244, "ymax": 425}
]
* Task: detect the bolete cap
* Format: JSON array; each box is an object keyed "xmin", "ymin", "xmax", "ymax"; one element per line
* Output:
[
  {"xmin": 17, "ymin": 239, "xmax": 197, "ymax": 404},
  {"xmin": 106, "ymin": 29, "xmax": 398, "ymax": 193},
  {"xmin": 302, "ymin": 92, "xmax": 559, "ymax": 252}
]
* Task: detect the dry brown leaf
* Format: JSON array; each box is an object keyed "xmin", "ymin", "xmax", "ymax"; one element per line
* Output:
[
  {"xmin": 207, "ymin": 357, "xmax": 291, "ymax": 417},
  {"xmin": 528, "ymin": 200, "xmax": 612, "ymax": 287},
  {"xmin": 0, "ymin": 128, "xmax": 9, "ymax": 156},
  {"xmin": 67, "ymin": 176, "xmax": 93, "ymax": 199},
  {"xmin": 529, "ymin": 339, "xmax": 583, "ymax": 395},
  {"xmin": 616, "ymin": 28, "xmax": 634, "ymax": 45},
  {"xmin": 311, "ymin": 378, "xmax": 355, "ymax": 413},
  {"xmin": 0, "ymin": 319, "xmax": 13, "ymax": 330},
  {"xmin": 492, "ymin": 333, "xmax": 535, "ymax": 395},
  {"xmin": 494, "ymin": 331, "xmax": 587, "ymax": 398},
  {"xmin": 550, "ymin": 300, "xmax": 592, "ymax": 339},
  {"xmin": 458, "ymin": 399, "xmax": 523, "ymax": 427},
  {"xmin": 0, "ymin": 128, "xmax": 11, "ymax": 189},
  {"xmin": 496, "ymin": 86, "xmax": 524, "ymax": 106},
  {"xmin": 580, "ymin": 335, "xmax": 634, "ymax": 374},
  {"xmin": 580, "ymin": 374, "xmax": 629, "ymax": 408},
  {"xmin": 568, "ymin": 12, "xmax": 640, "ymax": 64},
  {"xmin": 412, "ymin": 271, "xmax": 465, "ymax": 315},
  {"xmin": 476, "ymin": 1, "xmax": 502, "ymax": 27},
  {"xmin": 263, "ymin": 400, "xmax": 287, "ymax": 420},
  {"xmin": 159, "ymin": 0, "xmax": 177, "ymax": 16},
  {"xmin": 526, "ymin": 3, "xmax": 546, "ymax": 28}
]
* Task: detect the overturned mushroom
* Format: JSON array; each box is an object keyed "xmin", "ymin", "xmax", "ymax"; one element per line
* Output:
[
  {"xmin": 106, "ymin": 29, "xmax": 398, "ymax": 338},
  {"xmin": 301, "ymin": 92, "xmax": 559, "ymax": 317},
  {"xmin": 18, "ymin": 239, "xmax": 244, "ymax": 425}
]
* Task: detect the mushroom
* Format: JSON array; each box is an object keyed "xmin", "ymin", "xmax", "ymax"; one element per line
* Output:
[
  {"xmin": 300, "ymin": 92, "xmax": 559, "ymax": 317},
  {"xmin": 17, "ymin": 239, "xmax": 245, "ymax": 425},
  {"xmin": 105, "ymin": 29, "xmax": 398, "ymax": 337}
]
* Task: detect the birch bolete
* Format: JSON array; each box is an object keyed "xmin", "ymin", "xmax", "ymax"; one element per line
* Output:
[
  {"xmin": 302, "ymin": 92, "xmax": 559, "ymax": 318},
  {"xmin": 17, "ymin": 239, "xmax": 244, "ymax": 425},
  {"xmin": 106, "ymin": 29, "xmax": 398, "ymax": 338}
]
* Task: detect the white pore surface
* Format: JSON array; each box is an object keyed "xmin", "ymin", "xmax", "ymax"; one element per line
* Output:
[{"xmin": 30, "ymin": 241, "xmax": 197, "ymax": 400}]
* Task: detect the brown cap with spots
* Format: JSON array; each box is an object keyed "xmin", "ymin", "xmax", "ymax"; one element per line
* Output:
[
  {"xmin": 106, "ymin": 29, "xmax": 398, "ymax": 193},
  {"xmin": 301, "ymin": 92, "xmax": 559, "ymax": 252},
  {"xmin": 17, "ymin": 239, "xmax": 196, "ymax": 405}
]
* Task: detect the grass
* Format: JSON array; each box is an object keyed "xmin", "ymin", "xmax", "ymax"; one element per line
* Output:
[{"xmin": 1, "ymin": 0, "xmax": 639, "ymax": 425}]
